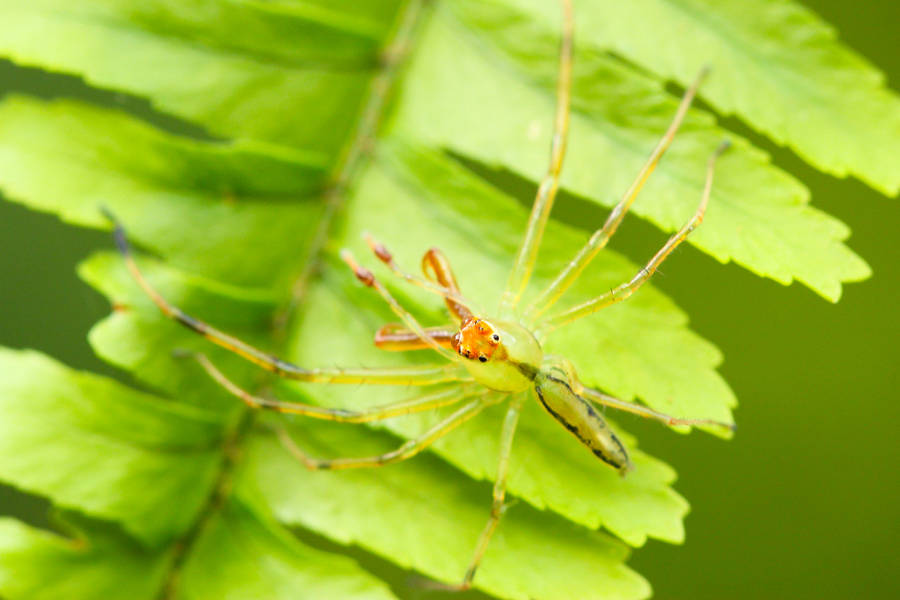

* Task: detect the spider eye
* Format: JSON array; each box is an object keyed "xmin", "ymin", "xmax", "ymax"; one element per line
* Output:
[
  {"xmin": 491, "ymin": 334, "xmax": 500, "ymax": 342},
  {"xmin": 478, "ymin": 355, "xmax": 487, "ymax": 363}
]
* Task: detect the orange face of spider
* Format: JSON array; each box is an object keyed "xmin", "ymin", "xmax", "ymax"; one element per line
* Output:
[{"xmin": 452, "ymin": 318, "xmax": 502, "ymax": 363}]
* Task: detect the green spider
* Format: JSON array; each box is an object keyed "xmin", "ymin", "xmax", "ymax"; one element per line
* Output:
[{"xmin": 105, "ymin": 0, "xmax": 732, "ymax": 590}]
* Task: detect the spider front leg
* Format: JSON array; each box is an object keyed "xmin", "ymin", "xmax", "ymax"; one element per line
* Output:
[
  {"xmin": 525, "ymin": 66, "xmax": 711, "ymax": 322},
  {"xmin": 276, "ymin": 392, "xmax": 501, "ymax": 470},
  {"xmin": 341, "ymin": 249, "xmax": 461, "ymax": 362},
  {"xmin": 420, "ymin": 247, "xmax": 476, "ymax": 323},
  {"xmin": 364, "ymin": 235, "xmax": 477, "ymax": 322},
  {"xmin": 537, "ymin": 140, "xmax": 731, "ymax": 336},
  {"xmin": 499, "ymin": 0, "xmax": 574, "ymax": 314},
  {"xmin": 362, "ymin": 240, "xmax": 480, "ymax": 351}
]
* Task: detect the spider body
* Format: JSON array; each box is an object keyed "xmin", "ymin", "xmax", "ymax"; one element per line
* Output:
[
  {"xmin": 457, "ymin": 317, "xmax": 631, "ymax": 471},
  {"xmin": 352, "ymin": 250, "xmax": 632, "ymax": 472},
  {"xmin": 104, "ymin": 0, "xmax": 734, "ymax": 590}
]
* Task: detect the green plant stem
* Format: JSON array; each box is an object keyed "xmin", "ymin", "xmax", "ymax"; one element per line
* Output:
[
  {"xmin": 276, "ymin": 0, "xmax": 430, "ymax": 330},
  {"xmin": 154, "ymin": 3, "xmax": 430, "ymax": 597}
]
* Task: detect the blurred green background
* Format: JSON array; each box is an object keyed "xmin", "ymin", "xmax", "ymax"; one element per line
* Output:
[{"xmin": 0, "ymin": 1, "xmax": 896, "ymax": 599}]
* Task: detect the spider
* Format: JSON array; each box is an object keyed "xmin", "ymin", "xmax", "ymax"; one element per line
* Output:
[{"xmin": 105, "ymin": 0, "xmax": 733, "ymax": 591}]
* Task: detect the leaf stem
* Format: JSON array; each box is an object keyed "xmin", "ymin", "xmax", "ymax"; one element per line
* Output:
[
  {"xmin": 157, "ymin": 410, "xmax": 255, "ymax": 600},
  {"xmin": 275, "ymin": 0, "xmax": 430, "ymax": 330},
  {"xmin": 156, "ymin": 4, "xmax": 430, "ymax": 596}
]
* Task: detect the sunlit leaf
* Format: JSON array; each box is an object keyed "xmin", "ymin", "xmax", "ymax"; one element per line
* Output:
[
  {"xmin": 0, "ymin": 503, "xmax": 396, "ymax": 600},
  {"xmin": 0, "ymin": 348, "xmax": 226, "ymax": 545},
  {"xmin": 175, "ymin": 498, "xmax": 398, "ymax": 600},
  {"xmin": 507, "ymin": 0, "xmax": 900, "ymax": 195},
  {"xmin": 0, "ymin": 0, "xmax": 892, "ymax": 597},
  {"xmin": 0, "ymin": 517, "xmax": 170, "ymax": 600},
  {"xmin": 240, "ymin": 420, "xmax": 651, "ymax": 600},
  {"xmin": 0, "ymin": 96, "xmax": 324, "ymax": 287},
  {"xmin": 391, "ymin": 1, "xmax": 871, "ymax": 300},
  {"xmin": 0, "ymin": 0, "xmax": 394, "ymax": 156}
]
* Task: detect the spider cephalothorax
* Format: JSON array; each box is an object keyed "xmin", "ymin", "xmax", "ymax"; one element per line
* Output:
[{"xmin": 450, "ymin": 316, "xmax": 543, "ymax": 393}]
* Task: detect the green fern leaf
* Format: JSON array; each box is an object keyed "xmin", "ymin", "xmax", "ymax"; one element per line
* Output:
[
  {"xmin": 0, "ymin": 0, "xmax": 894, "ymax": 598},
  {"xmin": 0, "ymin": 516, "xmax": 170, "ymax": 600},
  {"xmin": 507, "ymin": 0, "xmax": 900, "ymax": 195},
  {"xmin": 0, "ymin": 347, "xmax": 226, "ymax": 545}
]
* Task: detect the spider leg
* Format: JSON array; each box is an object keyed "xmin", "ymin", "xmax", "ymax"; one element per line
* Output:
[
  {"xmin": 525, "ymin": 67, "xmax": 710, "ymax": 322},
  {"xmin": 276, "ymin": 393, "xmax": 499, "ymax": 470},
  {"xmin": 541, "ymin": 355, "xmax": 732, "ymax": 431},
  {"xmin": 369, "ymin": 243, "xmax": 482, "ymax": 350},
  {"xmin": 454, "ymin": 395, "xmax": 525, "ymax": 591},
  {"xmin": 576, "ymin": 382, "xmax": 735, "ymax": 432},
  {"xmin": 341, "ymin": 250, "xmax": 461, "ymax": 362},
  {"xmin": 364, "ymin": 235, "xmax": 477, "ymax": 321},
  {"xmin": 102, "ymin": 209, "xmax": 465, "ymax": 385},
  {"xmin": 420, "ymin": 247, "xmax": 475, "ymax": 323},
  {"xmin": 374, "ymin": 323, "xmax": 456, "ymax": 351},
  {"xmin": 498, "ymin": 0, "xmax": 574, "ymax": 315},
  {"xmin": 536, "ymin": 140, "xmax": 730, "ymax": 336},
  {"xmin": 191, "ymin": 353, "xmax": 472, "ymax": 421}
]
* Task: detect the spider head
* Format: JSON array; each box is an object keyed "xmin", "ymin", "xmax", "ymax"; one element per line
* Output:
[
  {"xmin": 452, "ymin": 317, "xmax": 542, "ymax": 393},
  {"xmin": 452, "ymin": 317, "xmax": 501, "ymax": 363}
]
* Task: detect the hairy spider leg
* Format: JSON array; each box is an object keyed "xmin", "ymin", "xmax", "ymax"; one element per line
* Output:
[
  {"xmin": 102, "ymin": 209, "xmax": 466, "ymax": 386},
  {"xmin": 276, "ymin": 391, "xmax": 504, "ymax": 470},
  {"xmin": 525, "ymin": 67, "xmax": 711, "ymax": 322},
  {"xmin": 499, "ymin": 0, "xmax": 574, "ymax": 315},
  {"xmin": 364, "ymin": 234, "xmax": 478, "ymax": 321},
  {"xmin": 341, "ymin": 249, "xmax": 461, "ymax": 362},
  {"xmin": 192, "ymin": 352, "xmax": 475, "ymax": 422},
  {"xmin": 537, "ymin": 140, "xmax": 731, "ymax": 336}
]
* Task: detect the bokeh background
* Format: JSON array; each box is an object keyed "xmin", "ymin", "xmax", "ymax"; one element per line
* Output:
[{"xmin": 0, "ymin": 1, "xmax": 896, "ymax": 598}]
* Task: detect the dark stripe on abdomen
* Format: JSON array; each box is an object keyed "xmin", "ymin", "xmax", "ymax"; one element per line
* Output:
[{"xmin": 534, "ymin": 384, "xmax": 623, "ymax": 469}]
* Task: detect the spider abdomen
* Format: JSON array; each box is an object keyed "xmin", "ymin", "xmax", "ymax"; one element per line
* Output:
[{"xmin": 533, "ymin": 372, "xmax": 632, "ymax": 473}]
